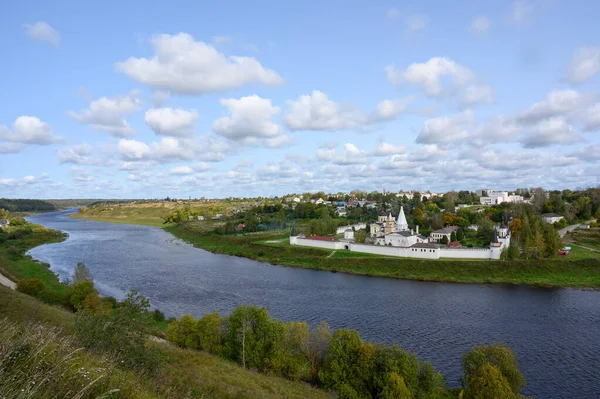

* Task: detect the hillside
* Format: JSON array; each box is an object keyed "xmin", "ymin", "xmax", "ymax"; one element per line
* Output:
[{"xmin": 0, "ymin": 286, "xmax": 333, "ymax": 399}]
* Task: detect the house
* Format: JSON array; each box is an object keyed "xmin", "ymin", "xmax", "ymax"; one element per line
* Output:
[
  {"xmin": 542, "ymin": 213, "xmax": 564, "ymax": 224},
  {"xmin": 480, "ymin": 191, "xmax": 524, "ymax": 205},
  {"xmin": 197, "ymin": 216, "xmax": 205, "ymax": 221},
  {"xmin": 336, "ymin": 206, "xmax": 347, "ymax": 217},
  {"xmin": 235, "ymin": 223, "xmax": 245, "ymax": 231},
  {"xmin": 293, "ymin": 197, "xmax": 301, "ymax": 203},
  {"xmin": 429, "ymin": 226, "xmax": 458, "ymax": 243}
]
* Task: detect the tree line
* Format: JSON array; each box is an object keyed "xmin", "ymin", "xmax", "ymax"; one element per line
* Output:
[
  {"xmin": 166, "ymin": 309, "xmax": 528, "ymax": 399},
  {"xmin": 0, "ymin": 198, "xmax": 56, "ymax": 213}
]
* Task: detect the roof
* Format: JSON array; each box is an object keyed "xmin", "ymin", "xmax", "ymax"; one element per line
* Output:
[
  {"xmin": 542, "ymin": 213, "xmax": 563, "ymax": 218},
  {"xmin": 378, "ymin": 211, "xmax": 388, "ymax": 216},
  {"xmin": 447, "ymin": 241, "xmax": 462, "ymax": 247},
  {"xmin": 411, "ymin": 242, "xmax": 440, "ymax": 249},
  {"xmin": 432, "ymin": 226, "xmax": 458, "ymax": 234},
  {"xmin": 306, "ymin": 235, "xmax": 338, "ymax": 242}
]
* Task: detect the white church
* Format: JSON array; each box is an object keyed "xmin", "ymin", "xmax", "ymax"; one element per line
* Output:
[{"xmin": 370, "ymin": 206, "xmax": 428, "ymax": 247}]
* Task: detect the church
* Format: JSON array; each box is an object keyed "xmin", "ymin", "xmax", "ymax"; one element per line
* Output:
[{"xmin": 370, "ymin": 206, "xmax": 428, "ymax": 246}]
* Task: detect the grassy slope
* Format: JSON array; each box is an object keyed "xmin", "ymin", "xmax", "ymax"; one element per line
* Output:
[
  {"xmin": 0, "ymin": 286, "xmax": 331, "ymax": 399},
  {"xmin": 0, "ymin": 224, "xmax": 68, "ymax": 296}
]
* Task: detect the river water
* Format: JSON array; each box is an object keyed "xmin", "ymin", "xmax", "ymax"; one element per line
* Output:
[{"xmin": 27, "ymin": 210, "xmax": 600, "ymax": 398}]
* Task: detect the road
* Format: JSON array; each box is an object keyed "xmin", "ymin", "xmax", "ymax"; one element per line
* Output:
[
  {"xmin": 0, "ymin": 273, "xmax": 16, "ymax": 289},
  {"xmin": 558, "ymin": 220, "xmax": 595, "ymax": 238}
]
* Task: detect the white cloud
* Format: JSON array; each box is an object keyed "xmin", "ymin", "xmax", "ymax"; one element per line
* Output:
[
  {"xmin": 520, "ymin": 117, "xmax": 579, "ymax": 148},
  {"xmin": 118, "ymin": 139, "xmax": 151, "ymax": 160},
  {"xmin": 372, "ymin": 142, "xmax": 407, "ymax": 156},
  {"xmin": 212, "ymin": 35, "xmax": 232, "ymax": 45},
  {"xmin": 462, "ymin": 84, "xmax": 494, "ymax": 106},
  {"xmin": 116, "ymin": 33, "xmax": 284, "ymax": 94},
  {"xmin": 58, "ymin": 144, "xmax": 94, "ymax": 164},
  {"xmin": 509, "ymin": 1, "xmax": 535, "ymax": 25},
  {"xmin": 416, "ymin": 111, "xmax": 475, "ymax": 145},
  {"xmin": 470, "ymin": 16, "xmax": 491, "ymax": 35},
  {"xmin": 0, "ymin": 116, "xmax": 63, "ymax": 145},
  {"xmin": 567, "ymin": 46, "xmax": 600, "ymax": 84},
  {"xmin": 67, "ymin": 91, "xmax": 141, "ymax": 137},
  {"xmin": 317, "ymin": 143, "xmax": 369, "ymax": 165},
  {"xmin": 0, "ymin": 174, "xmax": 49, "ymax": 187},
  {"xmin": 0, "ymin": 142, "xmax": 26, "ymax": 154},
  {"xmin": 408, "ymin": 145, "xmax": 448, "ymax": 161},
  {"xmin": 470, "ymin": 118, "xmax": 521, "ymax": 147},
  {"xmin": 69, "ymin": 166, "xmax": 94, "ymax": 182},
  {"xmin": 405, "ymin": 14, "xmax": 428, "ymax": 35},
  {"xmin": 23, "ymin": 22, "xmax": 60, "ymax": 47},
  {"xmin": 170, "ymin": 166, "xmax": 194, "ymax": 175},
  {"xmin": 284, "ymin": 90, "xmax": 364, "ymax": 131},
  {"xmin": 264, "ymin": 135, "xmax": 294, "ymax": 148},
  {"xmin": 212, "ymin": 95, "xmax": 283, "ymax": 143},
  {"xmin": 386, "ymin": 57, "xmax": 475, "ymax": 97},
  {"xmin": 581, "ymin": 103, "xmax": 600, "ymax": 131},
  {"xmin": 371, "ymin": 97, "xmax": 414, "ymax": 121},
  {"xmin": 516, "ymin": 89, "xmax": 591, "ymax": 124},
  {"xmin": 387, "ymin": 8, "xmax": 399, "ymax": 19},
  {"xmin": 145, "ymin": 108, "xmax": 198, "ymax": 137}
]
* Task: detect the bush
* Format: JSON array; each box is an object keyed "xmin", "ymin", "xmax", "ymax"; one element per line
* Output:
[
  {"xmin": 66, "ymin": 281, "xmax": 98, "ymax": 311},
  {"xmin": 37, "ymin": 289, "xmax": 66, "ymax": 305},
  {"xmin": 462, "ymin": 343, "xmax": 524, "ymax": 396},
  {"xmin": 152, "ymin": 309, "xmax": 165, "ymax": 322},
  {"xmin": 16, "ymin": 278, "xmax": 45, "ymax": 297}
]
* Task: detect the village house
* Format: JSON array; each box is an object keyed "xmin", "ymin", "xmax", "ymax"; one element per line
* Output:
[
  {"xmin": 480, "ymin": 191, "xmax": 525, "ymax": 205},
  {"xmin": 429, "ymin": 226, "xmax": 459, "ymax": 243},
  {"xmin": 542, "ymin": 213, "xmax": 564, "ymax": 224}
]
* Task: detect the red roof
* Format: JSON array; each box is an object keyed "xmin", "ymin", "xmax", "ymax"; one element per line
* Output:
[
  {"xmin": 306, "ymin": 235, "xmax": 338, "ymax": 242},
  {"xmin": 447, "ymin": 241, "xmax": 462, "ymax": 247}
]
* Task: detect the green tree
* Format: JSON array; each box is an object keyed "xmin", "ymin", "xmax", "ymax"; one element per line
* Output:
[
  {"xmin": 319, "ymin": 329, "xmax": 374, "ymax": 397},
  {"xmin": 462, "ymin": 344, "xmax": 524, "ymax": 395},
  {"xmin": 380, "ymin": 372, "xmax": 413, "ymax": 399},
  {"xmin": 457, "ymin": 228, "xmax": 465, "ymax": 241},
  {"xmin": 463, "ymin": 363, "xmax": 514, "ymax": 399},
  {"xmin": 276, "ymin": 320, "xmax": 309, "ymax": 380},
  {"xmin": 440, "ymin": 236, "xmax": 449, "ymax": 245},
  {"xmin": 197, "ymin": 311, "xmax": 224, "ymax": 355},
  {"xmin": 542, "ymin": 223, "xmax": 561, "ymax": 257},
  {"xmin": 16, "ymin": 278, "xmax": 45, "ymax": 297},
  {"xmin": 507, "ymin": 239, "xmax": 520, "ymax": 260},
  {"xmin": 304, "ymin": 321, "xmax": 332, "ymax": 384},
  {"xmin": 167, "ymin": 314, "xmax": 200, "ymax": 349},
  {"xmin": 370, "ymin": 344, "xmax": 420, "ymax": 397},
  {"xmin": 354, "ymin": 229, "xmax": 367, "ymax": 243},
  {"xmin": 450, "ymin": 231, "xmax": 457, "ymax": 242},
  {"xmin": 67, "ymin": 281, "xmax": 98, "ymax": 311}
]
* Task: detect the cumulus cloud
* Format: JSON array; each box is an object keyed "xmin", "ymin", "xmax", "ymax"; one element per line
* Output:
[
  {"xmin": 520, "ymin": 117, "xmax": 579, "ymax": 148},
  {"xmin": 0, "ymin": 142, "xmax": 26, "ymax": 154},
  {"xmin": 0, "ymin": 116, "xmax": 63, "ymax": 145},
  {"xmin": 372, "ymin": 142, "xmax": 407, "ymax": 156},
  {"xmin": 475, "ymin": 149, "xmax": 577, "ymax": 171},
  {"xmin": 386, "ymin": 57, "xmax": 474, "ymax": 97},
  {"xmin": 462, "ymin": 84, "xmax": 494, "ymax": 106},
  {"xmin": 567, "ymin": 46, "xmax": 600, "ymax": 84},
  {"xmin": 67, "ymin": 91, "xmax": 141, "ymax": 137},
  {"xmin": 316, "ymin": 143, "xmax": 369, "ymax": 165},
  {"xmin": 116, "ymin": 33, "xmax": 284, "ymax": 94},
  {"xmin": 416, "ymin": 111, "xmax": 475, "ymax": 145},
  {"xmin": 370, "ymin": 97, "xmax": 414, "ymax": 122},
  {"xmin": 470, "ymin": 117, "xmax": 521, "ymax": 147},
  {"xmin": 516, "ymin": 89, "xmax": 592, "ymax": 124},
  {"xmin": 23, "ymin": 22, "xmax": 60, "ymax": 47},
  {"xmin": 118, "ymin": 139, "xmax": 151, "ymax": 160},
  {"xmin": 212, "ymin": 95, "xmax": 282, "ymax": 142},
  {"xmin": 580, "ymin": 103, "xmax": 600, "ymax": 131},
  {"xmin": 145, "ymin": 108, "xmax": 198, "ymax": 137},
  {"xmin": 58, "ymin": 144, "xmax": 94, "ymax": 164},
  {"xmin": 470, "ymin": 16, "xmax": 491, "ymax": 35},
  {"xmin": 408, "ymin": 145, "xmax": 448, "ymax": 161},
  {"xmin": 284, "ymin": 90, "xmax": 364, "ymax": 131}
]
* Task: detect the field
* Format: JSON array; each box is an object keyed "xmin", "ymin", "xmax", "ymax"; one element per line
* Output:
[
  {"xmin": 0, "ymin": 286, "xmax": 333, "ymax": 399},
  {"xmin": 565, "ymin": 228, "xmax": 600, "ymax": 252}
]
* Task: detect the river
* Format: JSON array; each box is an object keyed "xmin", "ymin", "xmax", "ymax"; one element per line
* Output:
[{"xmin": 27, "ymin": 210, "xmax": 600, "ymax": 398}]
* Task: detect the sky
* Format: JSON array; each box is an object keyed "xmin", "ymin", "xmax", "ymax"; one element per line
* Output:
[{"xmin": 1, "ymin": 0, "xmax": 600, "ymax": 199}]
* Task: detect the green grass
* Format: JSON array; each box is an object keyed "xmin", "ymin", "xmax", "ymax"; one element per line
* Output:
[
  {"xmin": 0, "ymin": 286, "xmax": 332, "ymax": 399},
  {"xmin": 165, "ymin": 222, "xmax": 600, "ymax": 288},
  {"xmin": 0, "ymin": 224, "xmax": 68, "ymax": 297},
  {"xmin": 567, "ymin": 228, "xmax": 600, "ymax": 251}
]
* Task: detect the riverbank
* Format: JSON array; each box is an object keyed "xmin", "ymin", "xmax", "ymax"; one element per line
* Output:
[
  {"xmin": 165, "ymin": 222, "xmax": 600, "ymax": 289},
  {"xmin": 69, "ymin": 209, "xmax": 600, "ymax": 288},
  {"xmin": 0, "ymin": 223, "xmax": 67, "ymax": 296}
]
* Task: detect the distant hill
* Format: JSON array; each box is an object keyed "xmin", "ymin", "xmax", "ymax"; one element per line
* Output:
[{"xmin": 0, "ymin": 198, "xmax": 56, "ymax": 213}]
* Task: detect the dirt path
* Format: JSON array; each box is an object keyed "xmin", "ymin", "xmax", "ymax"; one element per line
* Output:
[{"xmin": 0, "ymin": 273, "xmax": 16, "ymax": 290}]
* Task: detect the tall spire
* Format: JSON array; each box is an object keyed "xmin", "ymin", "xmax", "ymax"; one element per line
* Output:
[{"xmin": 396, "ymin": 206, "xmax": 408, "ymax": 231}]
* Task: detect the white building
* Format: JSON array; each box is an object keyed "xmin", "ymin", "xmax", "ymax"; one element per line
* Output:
[
  {"xmin": 542, "ymin": 213, "xmax": 564, "ymax": 224},
  {"xmin": 480, "ymin": 191, "xmax": 525, "ymax": 205},
  {"xmin": 382, "ymin": 206, "xmax": 427, "ymax": 246},
  {"xmin": 429, "ymin": 226, "xmax": 458, "ymax": 243}
]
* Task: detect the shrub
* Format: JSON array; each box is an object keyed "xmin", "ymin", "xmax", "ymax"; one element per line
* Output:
[
  {"xmin": 197, "ymin": 311, "xmax": 225, "ymax": 355},
  {"xmin": 16, "ymin": 278, "xmax": 45, "ymax": 297},
  {"xmin": 152, "ymin": 309, "xmax": 165, "ymax": 322},
  {"xmin": 66, "ymin": 281, "xmax": 98, "ymax": 311},
  {"xmin": 462, "ymin": 343, "xmax": 524, "ymax": 395}
]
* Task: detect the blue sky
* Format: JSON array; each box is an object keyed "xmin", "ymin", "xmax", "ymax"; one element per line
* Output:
[{"xmin": 1, "ymin": 0, "xmax": 599, "ymax": 199}]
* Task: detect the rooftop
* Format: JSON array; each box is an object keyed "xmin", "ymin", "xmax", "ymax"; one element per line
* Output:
[
  {"xmin": 411, "ymin": 242, "xmax": 440, "ymax": 249},
  {"xmin": 432, "ymin": 226, "xmax": 458, "ymax": 234}
]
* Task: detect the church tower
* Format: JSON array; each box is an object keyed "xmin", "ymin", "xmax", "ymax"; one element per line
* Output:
[{"xmin": 396, "ymin": 206, "xmax": 409, "ymax": 231}]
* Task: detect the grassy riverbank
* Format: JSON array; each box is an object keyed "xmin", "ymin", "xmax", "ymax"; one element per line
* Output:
[
  {"xmin": 166, "ymin": 222, "xmax": 600, "ymax": 288},
  {"xmin": 0, "ymin": 223, "xmax": 68, "ymax": 297}
]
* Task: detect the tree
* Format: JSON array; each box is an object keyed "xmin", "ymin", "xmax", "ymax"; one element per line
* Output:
[
  {"xmin": 354, "ymin": 229, "xmax": 367, "ymax": 243},
  {"xmin": 167, "ymin": 314, "xmax": 200, "ymax": 349},
  {"xmin": 463, "ymin": 363, "xmax": 514, "ymax": 399},
  {"xmin": 462, "ymin": 344, "xmax": 525, "ymax": 395},
  {"xmin": 440, "ymin": 236, "xmax": 449, "ymax": 245},
  {"xmin": 445, "ymin": 191, "xmax": 458, "ymax": 213},
  {"xmin": 507, "ymin": 239, "xmax": 520, "ymax": 260},
  {"xmin": 380, "ymin": 373, "xmax": 413, "ymax": 399},
  {"xmin": 542, "ymin": 223, "xmax": 561, "ymax": 257},
  {"xmin": 457, "ymin": 228, "xmax": 465, "ymax": 241},
  {"xmin": 197, "ymin": 312, "xmax": 224, "ymax": 355},
  {"xmin": 16, "ymin": 278, "xmax": 45, "ymax": 297},
  {"xmin": 508, "ymin": 218, "xmax": 522, "ymax": 238},
  {"xmin": 67, "ymin": 281, "xmax": 99, "ymax": 311},
  {"xmin": 450, "ymin": 231, "xmax": 457, "ymax": 242},
  {"xmin": 72, "ymin": 262, "xmax": 93, "ymax": 284},
  {"xmin": 304, "ymin": 321, "xmax": 332, "ymax": 384},
  {"xmin": 370, "ymin": 344, "xmax": 420, "ymax": 397}
]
